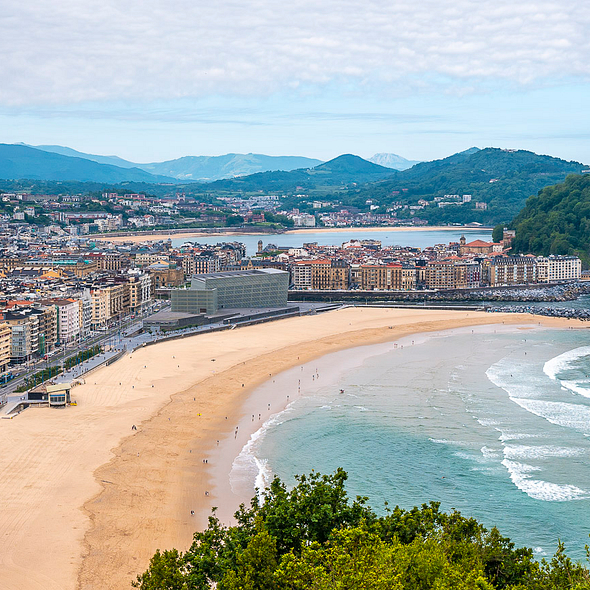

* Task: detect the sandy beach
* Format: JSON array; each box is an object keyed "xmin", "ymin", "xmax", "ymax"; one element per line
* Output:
[
  {"xmin": 0, "ymin": 308, "xmax": 583, "ymax": 589},
  {"xmin": 93, "ymin": 230, "xmax": 245, "ymax": 243},
  {"xmin": 284, "ymin": 225, "xmax": 492, "ymax": 235},
  {"xmin": 93, "ymin": 225, "xmax": 491, "ymax": 244}
]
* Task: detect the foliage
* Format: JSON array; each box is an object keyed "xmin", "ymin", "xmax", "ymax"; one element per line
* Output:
[
  {"xmin": 263, "ymin": 211, "xmax": 295, "ymax": 227},
  {"xmin": 343, "ymin": 148, "xmax": 585, "ymax": 225},
  {"xmin": 134, "ymin": 469, "xmax": 590, "ymax": 590},
  {"xmin": 492, "ymin": 224, "xmax": 504, "ymax": 243},
  {"xmin": 510, "ymin": 174, "xmax": 590, "ymax": 267},
  {"xmin": 64, "ymin": 344, "xmax": 102, "ymax": 370},
  {"xmin": 16, "ymin": 365, "xmax": 62, "ymax": 392}
]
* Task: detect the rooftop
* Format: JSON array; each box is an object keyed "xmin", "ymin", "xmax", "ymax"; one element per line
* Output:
[{"xmin": 194, "ymin": 268, "xmax": 287, "ymax": 279}]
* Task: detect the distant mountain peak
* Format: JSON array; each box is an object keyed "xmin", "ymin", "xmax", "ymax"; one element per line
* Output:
[
  {"xmin": 316, "ymin": 154, "xmax": 393, "ymax": 174},
  {"xmin": 369, "ymin": 153, "xmax": 420, "ymax": 171}
]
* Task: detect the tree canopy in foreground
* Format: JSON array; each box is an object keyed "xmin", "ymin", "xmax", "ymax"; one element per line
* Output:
[{"xmin": 134, "ymin": 469, "xmax": 590, "ymax": 590}]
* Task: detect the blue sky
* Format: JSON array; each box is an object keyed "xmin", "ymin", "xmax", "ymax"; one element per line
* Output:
[{"xmin": 2, "ymin": 0, "xmax": 589, "ymax": 164}]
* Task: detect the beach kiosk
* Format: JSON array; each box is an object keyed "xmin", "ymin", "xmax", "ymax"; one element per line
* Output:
[{"xmin": 45, "ymin": 383, "xmax": 71, "ymax": 407}]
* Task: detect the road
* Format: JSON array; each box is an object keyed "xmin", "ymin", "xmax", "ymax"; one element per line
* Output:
[{"xmin": 0, "ymin": 304, "xmax": 169, "ymax": 399}]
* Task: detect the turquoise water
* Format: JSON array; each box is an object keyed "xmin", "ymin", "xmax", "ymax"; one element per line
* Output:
[
  {"xmin": 171, "ymin": 229, "xmax": 491, "ymax": 255},
  {"xmin": 234, "ymin": 327, "xmax": 590, "ymax": 559}
]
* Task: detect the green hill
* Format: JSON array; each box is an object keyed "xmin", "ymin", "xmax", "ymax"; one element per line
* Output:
[
  {"xmin": 33, "ymin": 145, "xmax": 323, "ymax": 181},
  {"xmin": 0, "ymin": 144, "xmax": 176, "ymax": 183},
  {"xmin": 139, "ymin": 153, "xmax": 323, "ymax": 181},
  {"xmin": 204, "ymin": 154, "xmax": 395, "ymax": 192},
  {"xmin": 510, "ymin": 173, "xmax": 590, "ymax": 265},
  {"xmin": 342, "ymin": 148, "xmax": 586, "ymax": 224}
]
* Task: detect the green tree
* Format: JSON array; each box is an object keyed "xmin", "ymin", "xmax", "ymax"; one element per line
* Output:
[
  {"xmin": 134, "ymin": 470, "xmax": 590, "ymax": 590},
  {"xmin": 492, "ymin": 224, "xmax": 504, "ymax": 243}
]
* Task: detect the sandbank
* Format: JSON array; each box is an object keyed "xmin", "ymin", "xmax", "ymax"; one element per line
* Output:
[
  {"xmin": 93, "ymin": 230, "xmax": 245, "ymax": 244},
  {"xmin": 0, "ymin": 308, "xmax": 583, "ymax": 589},
  {"xmin": 284, "ymin": 225, "xmax": 492, "ymax": 235},
  {"xmin": 93, "ymin": 225, "xmax": 491, "ymax": 243}
]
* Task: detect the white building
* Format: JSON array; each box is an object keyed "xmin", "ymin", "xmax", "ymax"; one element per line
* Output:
[
  {"xmin": 78, "ymin": 289, "xmax": 93, "ymax": 337},
  {"xmin": 55, "ymin": 299, "xmax": 81, "ymax": 344},
  {"xmin": 292, "ymin": 262, "xmax": 313, "ymax": 289},
  {"xmin": 292, "ymin": 214, "xmax": 316, "ymax": 227},
  {"xmin": 536, "ymin": 256, "xmax": 581, "ymax": 283}
]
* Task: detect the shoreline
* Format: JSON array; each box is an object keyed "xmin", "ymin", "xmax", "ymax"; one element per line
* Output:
[
  {"xmin": 78, "ymin": 310, "xmax": 585, "ymax": 589},
  {"xmin": 220, "ymin": 322, "xmax": 549, "ymax": 517},
  {"xmin": 284, "ymin": 225, "xmax": 492, "ymax": 235},
  {"xmin": 93, "ymin": 225, "xmax": 491, "ymax": 243},
  {"xmin": 0, "ymin": 308, "xmax": 584, "ymax": 590}
]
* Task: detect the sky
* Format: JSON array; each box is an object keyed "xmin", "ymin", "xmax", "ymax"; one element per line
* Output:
[{"xmin": 1, "ymin": 0, "xmax": 590, "ymax": 164}]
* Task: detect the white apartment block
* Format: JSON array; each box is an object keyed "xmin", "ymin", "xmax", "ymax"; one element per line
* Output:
[
  {"xmin": 55, "ymin": 299, "xmax": 81, "ymax": 344},
  {"xmin": 536, "ymin": 256, "xmax": 582, "ymax": 283},
  {"xmin": 292, "ymin": 262, "xmax": 312, "ymax": 290},
  {"xmin": 292, "ymin": 214, "xmax": 316, "ymax": 227},
  {"xmin": 78, "ymin": 289, "xmax": 93, "ymax": 337}
]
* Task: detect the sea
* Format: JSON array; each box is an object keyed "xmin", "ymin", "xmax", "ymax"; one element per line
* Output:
[
  {"xmin": 230, "ymin": 325, "xmax": 590, "ymax": 559},
  {"xmin": 171, "ymin": 228, "xmax": 492, "ymax": 255}
]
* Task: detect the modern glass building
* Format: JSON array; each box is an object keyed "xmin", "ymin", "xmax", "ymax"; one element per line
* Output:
[{"xmin": 171, "ymin": 268, "xmax": 289, "ymax": 314}]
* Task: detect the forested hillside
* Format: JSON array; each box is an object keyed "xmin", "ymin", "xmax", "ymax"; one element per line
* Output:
[
  {"xmin": 342, "ymin": 148, "xmax": 586, "ymax": 224},
  {"xmin": 134, "ymin": 469, "xmax": 590, "ymax": 590},
  {"xmin": 203, "ymin": 154, "xmax": 395, "ymax": 192},
  {"xmin": 510, "ymin": 174, "xmax": 590, "ymax": 265}
]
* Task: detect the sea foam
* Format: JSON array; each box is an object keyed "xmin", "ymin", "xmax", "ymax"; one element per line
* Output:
[
  {"xmin": 503, "ymin": 444, "xmax": 585, "ymax": 460},
  {"xmin": 510, "ymin": 398, "xmax": 590, "ymax": 435},
  {"xmin": 501, "ymin": 459, "xmax": 586, "ymax": 502},
  {"xmin": 544, "ymin": 347, "xmax": 590, "ymax": 399}
]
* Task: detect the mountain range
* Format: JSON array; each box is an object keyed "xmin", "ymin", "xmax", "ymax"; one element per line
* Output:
[
  {"xmin": 0, "ymin": 144, "xmax": 175, "ymax": 184},
  {"xmin": 203, "ymin": 154, "xmax": 396, "ymax": 192},
  {"xmin": 30, "ymin": 145, "xmax": 322, "ymax": 181},
  {"xmin": 0, "ymin": 144, "xmax": 420, "ymax": 184},
  {"xmin": 1, "ymin": 142, "xmax": 587, "ymax": 226}
]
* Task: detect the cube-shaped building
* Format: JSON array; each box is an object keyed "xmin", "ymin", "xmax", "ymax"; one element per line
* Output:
[{"xmin": 171, "ymin": 268, "xmax": 289, "ymax": 314}]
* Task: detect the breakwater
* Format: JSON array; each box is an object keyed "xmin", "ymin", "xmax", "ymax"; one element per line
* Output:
[
  {"xmin": 487, "ymin": 305, "xmax": 590, "ymax": 319},
  {"xmin": 289, "ymin": 282, "xmax": 590, "ymax": 304}
]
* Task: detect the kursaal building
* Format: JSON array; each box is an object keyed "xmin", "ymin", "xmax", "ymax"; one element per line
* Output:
[{"xmin": 171, "ymin": 268, "xmax": 289, "ymax": 314}]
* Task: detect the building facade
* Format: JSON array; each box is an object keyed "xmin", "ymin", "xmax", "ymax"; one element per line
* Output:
[{"xmin": 171, "ymin": 269, "xmax": 290, "ymax": 314}]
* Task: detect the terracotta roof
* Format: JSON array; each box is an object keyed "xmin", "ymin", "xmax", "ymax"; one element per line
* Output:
[{"xmin": 465, "ymin": 240, "xmax": 493, "ymax": 247}]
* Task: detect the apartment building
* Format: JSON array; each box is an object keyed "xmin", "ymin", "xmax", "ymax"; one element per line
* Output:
[
  {"xmin": 310, "ymin": 260, "xmax": 350, "ymax": 290},
  {"xmin": 4, "ymin": 310, "xmax": 39, "ymax": 362},
  {"xmin": 453, "ymin": 261, "xmax": 482, "ymax": 289},
  {"xmin": 88, "ymin": 252, "xmax": 130, "ymax": 271},
  {"xmin": 54, "ymin": 299, "xmax": 81, "ymax": 344},
  {"xmin": 182, "ymin": 254, "xmax": 220, "ymax": 277},
  {"xmin": 135, "ymin": 253, "xmax": 170, "ymax": 267},
  {"xmin": 90, "ymin": 288, "xmax": 110, "ymax": 329},
  {"xmin": 536, "ymin": 256, "xmax": 581, "ymax": 283},
  {"xmin": 355, "ymin": 264, "xmax": 417, "ymax": 291},
  {"xmin": 107, "ymin": 283, "xmax": 127, "ymax": 319},
  {"xmin": 127, "ymin": 272, "xmax": 152, "ymax": 313},
  {"xmin": 0, "ymin": 323, "xmax": 11, "ymax": 373},
  {"xmin": 425, "ymin": 261, "xmax": 456, "ymax": 289},
  {"xmin": 487, "ymin": 256, "xmax": 537, "ymax": 286},
  {"xmin": 33, "ymin": 305, "xmax": 58, "ymax": 353},
  {"xmin": 78, "ymin": 289, "xmax": 93, "ymax": 337},
  {"xmin": 292, "ymin": 262, "xmax": 312, "ymax": 290}
]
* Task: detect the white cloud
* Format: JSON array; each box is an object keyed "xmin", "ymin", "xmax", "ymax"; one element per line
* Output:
[{"xmin": 1, "ymin": 0, "xmax": 589, "ymax": 105}]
